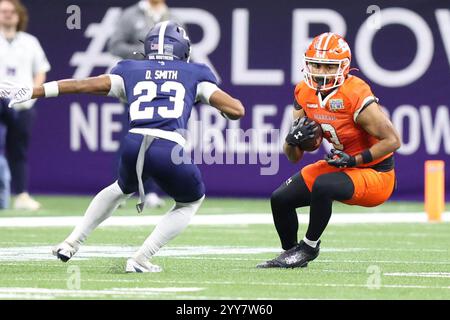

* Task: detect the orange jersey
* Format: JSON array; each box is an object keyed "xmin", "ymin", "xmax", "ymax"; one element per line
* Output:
[{"xmin": 294, "ymin": 75, "xmax": 392, "ymax": 167}]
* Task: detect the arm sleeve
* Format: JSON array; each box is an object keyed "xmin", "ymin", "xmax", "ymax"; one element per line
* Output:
[
  {"xmin": 108, "ymin": 62, "xmax": 127, "ymax": 103},
  {"xmin": 195, "ymin": 64, "xmax": 219, "ymax": 103},
  {"xmin": 196, "ymin": 82, "xmax": 220, "ymax": 104},
  {"xmin": 32, "ymin": 37, "xmax": 51, "ymax": 75},
  {"xmin": 108, "ymin": 75, "xmax": 127, "ymax": 103}
]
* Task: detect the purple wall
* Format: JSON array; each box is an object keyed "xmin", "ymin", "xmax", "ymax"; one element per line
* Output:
[{"xmin": 22, "ymin": 0, "xmax": 449, "ymax": 200}]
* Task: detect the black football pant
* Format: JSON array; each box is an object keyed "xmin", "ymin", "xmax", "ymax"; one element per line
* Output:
[
  {"xmin": 6, "ymin": 108, "xmax": 36, "ymax": 195},
  {"xmin": 271, "ymin": 171, "xmax": 354, "ymax": 250}
]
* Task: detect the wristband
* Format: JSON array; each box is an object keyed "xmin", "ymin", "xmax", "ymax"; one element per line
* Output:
[
  {"xmin": 348, "ymin": 155, "xmax": 356, "ymax": 167},
  {"xmin": 361, "ymin": 149, "xmax": 373, "ymax": 164},
  {"xmin": 43, "ymin": 81, "xmax": 59, "ymax": 97}
]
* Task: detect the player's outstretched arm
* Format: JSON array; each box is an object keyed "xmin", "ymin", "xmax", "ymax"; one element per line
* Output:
[
  {"xmin": 209, "ymin": 90, "xmax": 245, "ymax": 120},
  {"xmin": 354, "ymin": 102, "xmax": 401, "ymax": 165},
  {"xmin": 0, "ymin": 75, "xmax": 119, "ymax": 108},
  {"xmin": 32, "ymin": 75, "xmax": 112, "ymax": 98}
]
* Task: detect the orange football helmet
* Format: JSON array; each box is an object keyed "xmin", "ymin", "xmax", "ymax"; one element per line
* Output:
[{"xmin": 303, "ymin": 32, "xmax": 351, "ymax": 92}]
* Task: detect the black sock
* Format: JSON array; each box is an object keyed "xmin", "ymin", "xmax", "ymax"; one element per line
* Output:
[
  {"xmin": 271, "ymin": 173, "xmax": 311, "ymax": 250},
  {"xmin": 306, "ymin": 172, "xmax": 354, "ymax": 241}
]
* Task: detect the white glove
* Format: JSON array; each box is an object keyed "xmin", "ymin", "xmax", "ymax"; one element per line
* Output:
[{"xmin": 0, "ymin": 82, "xmax": 33, "ymax": 108}]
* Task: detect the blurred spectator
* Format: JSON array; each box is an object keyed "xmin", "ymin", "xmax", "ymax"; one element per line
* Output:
[
  {"xmin": 108, "ymin": 0, "xmax": 182, "ymax": 208},
  {"xmin": 0, "ymin": 0, "xmax": 50, "ymax": 210},
  {"xmin": 108, "ymin": 0, "xmax": 181, "ymax": 60},
  {"xmin": 0, "ymin": 99, "xmax": 16, "ymax": 209}
]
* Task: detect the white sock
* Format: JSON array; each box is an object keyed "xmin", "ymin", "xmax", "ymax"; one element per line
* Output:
[
  {"xmin": 303, "ymin": 236, "xmax": 319, "ymax": 248},
  {"xmin": 133, "ymin": 195, "xmax": 205, "ymax": 261},
  {"xmin": 66, "ymin": 181, "xmax": 132, "ymax": 247}
]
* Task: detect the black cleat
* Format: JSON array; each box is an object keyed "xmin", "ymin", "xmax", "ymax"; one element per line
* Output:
[
  {"xmin": 256, "ymin": 240, "xmax": 320, "ymax": 269},
  {"xmin": 52, "ymin": 241, "xmax": 78, "ymax": 263},
  {"xmin": 56, "ymin": 251, "xmax": 71, "ymax": 262}
]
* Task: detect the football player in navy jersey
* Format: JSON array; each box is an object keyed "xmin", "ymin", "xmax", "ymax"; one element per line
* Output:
[{"xmin": 1, "ymin": 21, "xmax": 245, "ymax": 272}]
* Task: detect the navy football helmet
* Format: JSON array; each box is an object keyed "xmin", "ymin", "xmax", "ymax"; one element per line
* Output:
[{"xmin": 144, "ymin": 21, "xmax": 191, "ymax": 62}]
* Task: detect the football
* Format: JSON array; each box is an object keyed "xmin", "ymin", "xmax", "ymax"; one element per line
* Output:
[{"xmin": 298, "ymin": 118, "xmax": 323, "ymax": 152}]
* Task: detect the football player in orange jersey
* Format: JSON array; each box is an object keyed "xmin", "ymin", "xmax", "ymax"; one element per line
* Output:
[{"xmin": 257, "ymin": 32, "xmax": 401, "ymax": 269}]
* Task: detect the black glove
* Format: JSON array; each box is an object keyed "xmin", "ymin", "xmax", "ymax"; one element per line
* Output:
[
  {"xmin": 325, "ymin": 149, "xmax": 356, "ymax": 168},
  {"xmin": 285, "ymin": 117, "xmax": 318, "ymax": 146}
]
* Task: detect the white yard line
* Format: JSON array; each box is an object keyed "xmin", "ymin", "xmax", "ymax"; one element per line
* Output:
[
  {"xmin": 0, "ymin": 245, "xmax": 280, "ymax": 261},
  {"xmin": 0, "ymin": 245, "xmax": 355, "ymax": 261},
  {"xmin": 0, "ymin": 287, "xmax": 203, "ymax": 299},
  {"xmin": 170, "ymin": 257, "xmax": 450, "ymax": 265},
  {"xmin": 0, "ymin": 212, "xmax": 448, "ymax": 227},
  {"xmin": 0, "ymin": 293, "xmax": 56, "ymax": 299},
  {"xmin": 384, "ymin": 272, "xmax": 450, "ymax": 278},
  {"xmin": 1, "ymin": 279, "xmax": 447, "ymax": 298},
  {"xmin": 0, "ymin": 245, "xmax": 449, "ymax": 265},
  {"xmin": 0, "ymin": 278, "xmax": 448, "ymax": 301}
]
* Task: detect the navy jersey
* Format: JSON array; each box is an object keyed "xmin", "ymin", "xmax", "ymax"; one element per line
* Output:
[{"xmin": 110, "ymin": 59, "xmax": 217, "ymax": 132}]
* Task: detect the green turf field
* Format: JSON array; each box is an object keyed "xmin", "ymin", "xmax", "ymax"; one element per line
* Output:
[
  {"xmin": 0, "ymin": 195, "xmax": 437, "ymax": 216},
  {"xmin": 0, "ymin": 196, "xmax": 449, "ymax": 300}
]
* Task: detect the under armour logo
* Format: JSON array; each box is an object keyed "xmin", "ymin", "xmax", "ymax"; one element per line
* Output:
[
  {"xmin": 294, "ymin": 131, "xmax": 303, "ymax": 139},
  {"xmin": 286, "ymin": 178, "xmax": 292, "ymax": 186}
]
